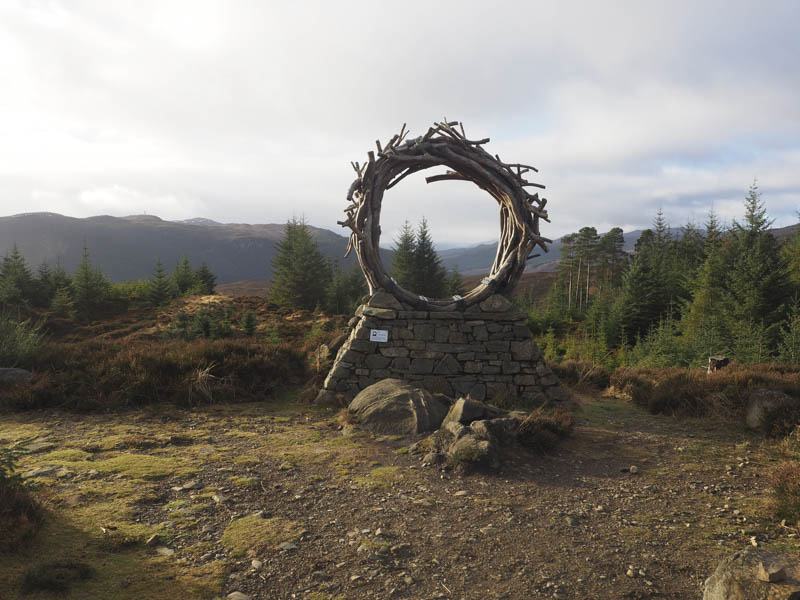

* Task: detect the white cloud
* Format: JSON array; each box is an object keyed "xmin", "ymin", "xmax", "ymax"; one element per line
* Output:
[{"xmin": 0, "ymin": 0, "xmax": 798, "ymax": 245}]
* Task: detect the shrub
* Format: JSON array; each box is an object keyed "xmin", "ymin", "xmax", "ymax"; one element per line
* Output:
[
  {"xmin": 0, "ymin": 439, "xmax": 44, "ymax": 552},
  {"xmin": 551, "ymin": 360, "xmax": 611, "ymax": 389},
  {"xmin": 516, "ymin": 407, "xmax": 574, "ymax": 452},
  {"xmin": 769, "ymin": 460, "xmax": 800, "ymax": 523},
  {"xmin": 0, "ymin": 338, "xmax": 306, "ymax": 411},
  {"xmin": 0, "ymin": 312, "xmax": 45, "ymax": 367}
]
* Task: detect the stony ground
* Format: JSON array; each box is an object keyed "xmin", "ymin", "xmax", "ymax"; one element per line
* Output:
[{"xmin": 1, "ymin": 391, "xmax": 796, "ymax": 600}]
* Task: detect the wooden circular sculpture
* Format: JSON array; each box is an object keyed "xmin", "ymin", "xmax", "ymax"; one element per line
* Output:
[{"xmin": 339, "ymin": 120, "xmax": 551, "ymax": 311}]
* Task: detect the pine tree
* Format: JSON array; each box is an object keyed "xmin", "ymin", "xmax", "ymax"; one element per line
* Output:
[
  {"xmin": 612, "ymin": 253, "xmax": 661, "ymax": 345},
  {"xmin": 71, "ymin": 244, "xmax": 110, "ymax": 318},
  {"xmin": 50, "ymin": 286, "xmax": 75, "ymax": 319},
  {"xmin": 777, "ymin": 298, "xmax": 800, "ymax": 364},
  {"xmin": 723, "ymin": 181, "xmax": 788, "ymax": 330},
  {"xmin": 446, "ymin": 266, "xmax": 465, "ymax": 297},
  {"xmin": 239, "ymin": 310, "xmax": 257, "ymax": 336},
  {"xmin": 195, "ymin": 261, "xmax": 217, "ymax": 295},
  {"xmin": 0, "ymin": 245, "xmax": 35, "ymax": 306},
  {"xmin": 390, "ymin": 220, "xmax": 416, "ymax": 291},
  {"xmin": 596, "ymin": 227, "xmax": 626, "ymax": 290},
  {"xmin": 325, "ymin": 263, "xmax": 367, "ymax": 314},
  {"xmin": 148, "ymin": 260, "xmax": 176, "ymax": 306},
  {"xmin": 173, "ymin": 255, "xmax": 197, "ymax": 295},
  {"xmin": 412, "ymin": 217, "xmax": 446, "ymax": 298},
  {"xmin": 269, "ymin": 217, "xmax": 332, "ymax": 310},
  {"xmin": 783, "ymin": 212, "xmax": 800, "ymax": 290}
]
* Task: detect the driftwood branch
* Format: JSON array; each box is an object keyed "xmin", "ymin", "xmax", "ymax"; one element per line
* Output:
[{"xmin": 340, "ymin": 120, "xmax": 550, "ymax": 310}]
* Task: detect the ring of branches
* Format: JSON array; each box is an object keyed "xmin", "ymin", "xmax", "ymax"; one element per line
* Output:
[{"xmin": 340, "ymin": 120, "xmax": 551, "ymax": 311}]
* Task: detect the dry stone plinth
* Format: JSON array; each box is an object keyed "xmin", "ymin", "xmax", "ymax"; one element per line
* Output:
[
  {"xmin": 319, "ymin": 292, "xmax": 566, "ymax": 405},
  {"xmin": 348, "ymin": 379, "xmax": 450, "ymax": 436},
  {"xmin": 703, "ymin": 547, "xmax": 800, "ymax": 599}
]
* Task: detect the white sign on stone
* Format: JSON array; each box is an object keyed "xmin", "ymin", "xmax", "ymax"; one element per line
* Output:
[{"xmin": 369, "ymin": 329, "xmax": 389, "ymax": 343}]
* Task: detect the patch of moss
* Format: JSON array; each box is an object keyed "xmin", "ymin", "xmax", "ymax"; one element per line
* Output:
[
  {"xmin": 227, "ymin": 475, "xmax": 258, "ymax": 487},
  {"xmin": 221, "ymin": 515, "xmax": 301, "ymax": 556},
  {"xmin": 355, "ymin": 466, "xmax": 412, "ymax": 489},
  {"xmin": 93, "ymin": 454, "xmax": 196, "ymax": 480},
  {"xmin": 36, "ymin": 448, "xmax": 92, "ymax": 463}
]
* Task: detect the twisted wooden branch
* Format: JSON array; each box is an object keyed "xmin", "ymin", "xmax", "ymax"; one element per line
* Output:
[{"xmin": 339, "ymin": 120, "xmax": 550, "ymax": 311}]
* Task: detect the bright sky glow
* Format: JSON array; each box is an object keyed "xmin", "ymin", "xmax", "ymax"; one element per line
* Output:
[{"xmin": 1, "ymin": 0, "xmax": 798, "ymax": 246}]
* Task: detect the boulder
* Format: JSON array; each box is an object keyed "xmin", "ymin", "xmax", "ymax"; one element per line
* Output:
[
  {"xmin": 0, "ymin": 367, "xmax": 31, "ymax": 385},
  {"xmin": 348, "ymin": 379, "xmax": 450, "ymax": 436},
  {"xmin": 704, "ymin": 547, "xmax": 800, "ymax": 599},
  {"xmin": 442, "ymin": 397, "xmax": 505, "ymax": 427},
  {"xmin": 448, "ymin": 433, "xmax": 498, "ymax": 470},
  {"xmin": 745, "ymin": 389, "xmax": 799, "ymax": 432}
]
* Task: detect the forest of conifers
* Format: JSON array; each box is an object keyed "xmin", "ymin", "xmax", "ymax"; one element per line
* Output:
[{"xmin": 524, "ymin": 182, "xmax": 800, "ymax": 368}]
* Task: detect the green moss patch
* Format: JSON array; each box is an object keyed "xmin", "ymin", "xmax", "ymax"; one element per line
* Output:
[
  {"xmin": 93, "ymin": 454, "xmax": 196, "ymax": 480},
  {"xmin": 221, "ymin": 515, "xmax": 301, "ymax": 556}
]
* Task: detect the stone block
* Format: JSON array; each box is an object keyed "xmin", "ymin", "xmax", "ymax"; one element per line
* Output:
[
  {"xmin": 405, "ymin": 340, "xmax": 426, "ymax": 350},
  {"xmin": 362, "ymin": 306, "xmax": 398, "ymax": 319},
  {"xmin": 468, "ymin": 383, "xmax": 487, "ymax": 401},
  {"xmin": 472, "ymin": 325, "xmax": 489, "ymax": 341},
  {"xmin": 380, "ymin": 347, "xmax": 409, "ymax": 358},
  {"xmin": 479, "ymin": 294, "xmax": 516, "ymax": 312},
  {"xmin": 428, "ymin": 343, "xmax": 472, "ymax": 353},
  {"xmin": 435, "ymin": 327, "xmax": 450, "ymax": 343},
  {"xmin": 510, "ymin": 340, "xmax": 534, "ymax": 361},
  {"xmin": 434, "ymin": 354, "xmax": 462, "ymax": 376},
  {"xmin": 486, "ymin": 340, "xmax": 510, "ymax": 352},
  {"xmin": 415, "ymin": 323, "xmax": 435, "ymax": 341},
  {"xmin": 456, "ymin": 352, "xmax": 475, "ymax": 361},
  {"xmin": 339, "ymin": 348, "xmax": 364, "ymax": 364},
  {"xmin": 365, "ymin": 354, "xmax": 392, "ymax": 369},
  {"xmin": 514, "ymin": 374, "xmax": 537, "ymax": 386},
  {"xmin": 391, "ymin": 357, "xmax": 410, "ymax": 370},
  {"xmin": 410, "ymin": 350, "xmax": 442, "ymax": 359},
  {"xmin": 448, "ymin": 331, "xmax": 467, "ymax": 344},
  {"xmin": 464, "ymin": 361, "xmax": 483, "ymax": 374},
  {"xmin": 429, "ymin": 312, "xmax": 463, "ymax": 320},
  {"xmin": 368, "ymin": 291, "xmax": 404, "ymax": 310},
  {"xmin": 410, "ymin": 358, "xmax": 435, "ymax": 374}
]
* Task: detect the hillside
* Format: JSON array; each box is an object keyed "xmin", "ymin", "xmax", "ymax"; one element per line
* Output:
[
  {"xmin": 1, "ymin": 213, "xmax": 795, "ymax": 284},
  {"xmin": 0, "ymin": 213, "xmax": 370, "ymax": 284}
]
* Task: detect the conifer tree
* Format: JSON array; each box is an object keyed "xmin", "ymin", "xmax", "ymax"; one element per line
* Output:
[
  {"xmin": 148, "ymin": 260, "xmax": 176, "ymax": 306},
  {"xmin": 195, "ymin": 261, "xmax": 217, "ymax": 295},
  {"xmin": 412, "ymin": 217, "xmax": 446, "ymax": 298},
  {"xmin": 71, "ymin": 244, "xmax": 110, "ymax": 318},
  {"xmin": 269, "ymin": 217, "xmax": 331, "ymax": 310},
  {"xmin": 173, "ymin": 255, "xmax": 197, "ymax": 295},
  {"xmin": 50, "ymin": 286, "xmax": 75, "ymax": 319},
  {"xmin": 390, "ymin": 221, "xmax": 416, "ymax": 290},
  {"xmin": 783, "ymin": 212, "xmax": 800, "ymax": 290},
  {"xmin": 325, "ymin": 263, "xmax": 367, "ymax": 314},
  {"xmin": 0, "ymin": 245, "xmax": 35, "ymax": 306},
  {"xmin": 612, "ymin": 253, "xmax": 661, "ymax": 345},
  {"xmin": 723, "ymin": 181, "xmax": 788, "ymax": 330},
  {"xmin": 446, "ymin": 266, "xmax": 465, "ymax": 297}
]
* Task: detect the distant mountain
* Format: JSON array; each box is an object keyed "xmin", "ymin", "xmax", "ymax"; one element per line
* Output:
[
  {"xmin": 1, "ymin": 213, "xmax": 795, "ymax": 284},
  {"xmin": 0, "ymin": 213, "xmax": 378, "ymax": 284}
]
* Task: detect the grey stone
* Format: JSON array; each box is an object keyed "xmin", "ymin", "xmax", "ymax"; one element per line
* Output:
[
  {"xmin": 703, "ymin": 547, "xmax": 800, "ymax": 600},
  {"xmin": 361, "ymin": 306, "xmax": 397, "ymax": 319},
  {"xmin": 391, "ymin": 357, "xmax": 410, "ymax": 370},
  {"xmin": 409, "ymin": 358, "xmax": 434, "ymax": 374},
  {"xmin": 502, "ymin": 361, "xmax": 521, "ymax": 374},
  {"xmin": 486, "ymin": 340, "xmax": 510, "ymax": 352},
  {"xmin": 365, "ymin": 355, "xmax": 392, "ymax": 369},
  {"xmin": 448, "ymin": 434, "xmax": 497, "ymax": 469},
  {"xmin": 443, "ymin": 397, "xmax": 504, "ymax": 427},
  {"xmin": 348, "ymin": 379, "xmax": 450, "ymax": 436},
  {"xmin": 745, "ymin": 389, "xmax": 798, "ymax": 432},
  {"xmin": 510, "ymin": 340, "xmax": 535, "ymax": 361},
  {"xmin": 473, "ymin": 325, "xmax": 489, "ymax": 341},
  {"xmin": 227, "ymin": 592, "xmax": 252, "ymax": 600},
  {"xmin": 349, "ymin": 339, "xmax": 377, "ymax": 353},
  {"xmin": 339, "ymin": 349, "xmax": 364, "ymax": 364},
  {"xmin": 414, "ymin": 323, "xmax": 435, "ymax": 340},
  {"xmin": 155, "ymin": 546, "xmax": 175, "ymax": 556},
  {"xmin": 468, "ymin": 383, "xmax": 487, "ymax": 401},
  {"xmin": 0, "ymin": 367, "xmax": 31, "ymax": 385},
  {"xmin": 429, "ymin": 312, "xmax": 463, "ymax": 320},
  {"xmin": 379, "ymin": 347, "xmax": 409, "ymax": 358},
  {"xmin": 279, "ymin": 541, "xmax": 298, "ymax": 551},
  {"xmin": 434, "ymin": 354, "xmax": 462, "ymax": 376},
  {"xmin": 251, "ymin": 559, "xmax": 263, "ymax": 569},
  {"xmin": 434, "ymin": 327, "xmax": 450, "ymax": 343},
  {"xmin": 448, "ymin": 331, "xmax": 467, "ymax": 344},
  {"xmin": 463, "ymin": 361, "xmax": 482, "ymax": 374},
  {"xmin": 368, "ymin": 291, "xmax": 404, "ymax": 310},
  {"xmin": 421, "ymin": 376, "xmax": 454, "ymax": 397},
  {"xmin": 479, "ymin": 295, "xmax": 516, "ymax": 312}
]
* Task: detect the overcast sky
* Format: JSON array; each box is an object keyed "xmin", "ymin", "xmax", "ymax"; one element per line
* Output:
[{"xmin": 1, "ymin": 0, "xmax": 799, "ymax": 247}]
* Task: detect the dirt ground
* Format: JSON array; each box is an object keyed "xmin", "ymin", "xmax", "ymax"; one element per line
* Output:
[{"xmin": 1, "ymin": 391, "xmax": 795, "ymax": 600}]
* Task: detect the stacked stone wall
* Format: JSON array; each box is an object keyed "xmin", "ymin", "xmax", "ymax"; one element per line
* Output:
[{"xmin": 320, "ymin": 291, "xmax": 565, "ymax": 404}]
